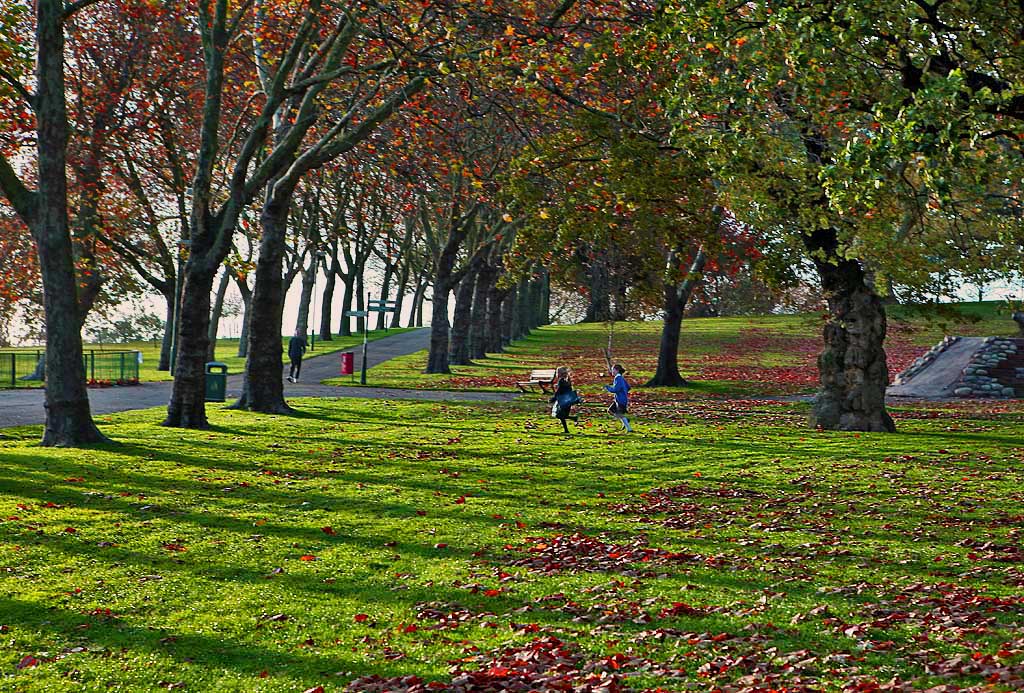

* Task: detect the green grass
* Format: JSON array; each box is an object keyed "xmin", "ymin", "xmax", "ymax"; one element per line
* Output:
[{"xmin": 2, "ymin": 393, "xmax": 1024, "ymax": 691}]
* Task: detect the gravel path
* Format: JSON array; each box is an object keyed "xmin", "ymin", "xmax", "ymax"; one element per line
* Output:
[{"xmin": 0, "ymin": 329, "xmax": 518, "ymax": 430}]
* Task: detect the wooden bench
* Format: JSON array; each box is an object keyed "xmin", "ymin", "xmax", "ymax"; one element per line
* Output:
[{"xmin": 516, "ymin": 368, "xmax": 557, "ymax": 393}]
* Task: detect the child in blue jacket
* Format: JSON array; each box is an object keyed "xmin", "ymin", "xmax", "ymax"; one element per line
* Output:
[{"xmin": 604, "ymin": 363, "xmax": 632, "ymax": 432}]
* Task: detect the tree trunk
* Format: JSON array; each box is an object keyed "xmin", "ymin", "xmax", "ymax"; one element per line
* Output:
[
  {"xmin": 584, "ymin": 258, "xmax": 611, "ymax": 323},
  {"xmin": 449, "ymin": 271, "xmax": 477, "ymax": 366},
  {"xmin": 159, "ymin": 288, "xmax": 175, "ymax": 371},
  {"xmin": 339, "ymin": 276, "xmax": 354, "ymax": 337},
  {"xmin": 230, "ymin": 184, "xmax": 294, "ymax": 414},
  {"xmin": 294, "ymin": 254, "xmax": 315, "ymax": 338},
  {"xmin": 391, "ymin": 261, "xmax": 410, "ymax": 329},
  {"xmin": 539, "ymin": 270, "xmax": 551, "ymax": 326},
  {"xmin": 163, "ymin": 261, "xmax": 218, "ymax": 428},
  {"xmin": 356, "ymin": 274, "xmax": 365, "ymax": 335},
  {"xmin": 514, "ymin": 279, "xmax": 531, "ymax": 339},
  {"xmin": 317, "ymin": 248, "xmax": 337, "ymax": 339},
  {"xmin": 646, "ymin": 248, "xmax": 707, "ymax": 388},
  {"xmin": 376, "ymin": 265, "xmax": 393, "ymax": 330},
  {"xmin": 805, "ymin": 228, "xmax": 895, "ymax": 433},
  {"xmin": 485, "ymin": 284, "xmax": 506, "ymax": 353},
  {"xmin": 424, "ymin": 280, "xmax": 452, "ymax": 372},
  {"xmin": 408, "ymin": 275, "xmax": 426, "ymax": 328},
  {"xmin": 206, "ymin": 267, "xmax": 230, "ymax": 363},
  {"xmin": 235, "ymin": 277, "xmax": 253, "ymax": 357},
  {"xmin": 31, "ymin": 0, "xmax": 107, "ymax": 445},
  {"xmin": 469, "ymin": 256, "xmax": 494, "ymax": 359},
  {"xmin": 500, "ymin": 289, "xmax": 515, "ymax": 347}
]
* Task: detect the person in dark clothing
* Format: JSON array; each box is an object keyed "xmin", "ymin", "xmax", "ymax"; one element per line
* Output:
[
  {"xmin": 549, "ymin": 366, "xmax": 581, "ymax": 433},
  {"xmin": 287, "ymin": 330, "xmax": 307, "ymax": 383}
]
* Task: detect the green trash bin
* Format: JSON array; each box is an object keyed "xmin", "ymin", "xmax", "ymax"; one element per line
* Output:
[{"xmin": 205, "ymin": 362, "xmax": 228, "ymax": 402}]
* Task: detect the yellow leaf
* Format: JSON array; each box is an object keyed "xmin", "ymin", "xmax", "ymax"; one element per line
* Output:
[{"xmin": 502, "ymin": 213, "xmax": 513, "ymax": 222}]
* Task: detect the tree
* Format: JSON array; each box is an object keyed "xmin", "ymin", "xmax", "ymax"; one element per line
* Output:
[
  {"xmin": 656, "ymin": 0, "xmax": 1024, "ymax": 430},
  {"xmin": 0, "ymin": 0, "xmax": 108, "ymax": 445}
]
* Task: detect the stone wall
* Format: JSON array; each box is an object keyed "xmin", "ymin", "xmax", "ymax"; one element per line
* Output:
[{"xmin": 951, "ymin": 337, "xmax": 1023, "ymax": 398}]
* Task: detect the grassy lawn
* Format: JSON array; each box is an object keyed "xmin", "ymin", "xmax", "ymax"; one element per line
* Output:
[
  {"xmin": 2, "ymin": 394, "xmax": 1024, "ymax": 691},
  {"xmin": 332, "ymin": 301, "xmax": 1020, "ymax": 398},
  {"xmin": 1, "ymin": 329, "xmax": 417, "ymax": 387}
]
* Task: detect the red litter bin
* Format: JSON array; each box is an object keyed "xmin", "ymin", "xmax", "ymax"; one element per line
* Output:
[{"xmin": 340, "ymin": 352, "xmax": 354, "ymax": 375}]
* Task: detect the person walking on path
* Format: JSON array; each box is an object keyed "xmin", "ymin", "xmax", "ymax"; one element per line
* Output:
[
  {"xmin": 287, "ymin": 330, "xmax": 308, "ymax": 383},
  {"xmin": 604, "ymin": 363, "xmax": 632, "ymax": 432},
  {"xmin": 549, "ymin": 366, "xmax": 581, "ymax": 434}
]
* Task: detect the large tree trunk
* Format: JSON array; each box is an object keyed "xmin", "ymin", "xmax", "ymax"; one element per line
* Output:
[
  {"xmin": 206, "ymin": 266, "xmax": 230, "ymax": 363},
  {"xmin": 425, "ymin": 280, "xmax": 452, "ymax": 372},
  {"xmin": 449, "ymin": 270, "xmax": 477, "ymax": 366},
  {"xmin": 646, "ymin": 248, "xmax": 707, "ymax": 388},
  {"xmin": 31, "ymin": 0, "xmax": 107, "ymax": 445},
  {"xmin": 805, "ymin": 228, "xmax": 895, "ymax": 433},
  {"xmin": 163, "ymin": 261, "xmax": 218, "ymax": 428},
  {"xmin": 231, "ymin": 184, "xmax": 294, "ymax": 414}
]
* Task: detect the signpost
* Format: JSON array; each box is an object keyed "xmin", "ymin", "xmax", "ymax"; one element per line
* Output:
[{"xmin": 344, "ymin": 294, "xmax": 397, "ymax": 385}]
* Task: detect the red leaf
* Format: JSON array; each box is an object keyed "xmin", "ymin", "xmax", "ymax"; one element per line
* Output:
[
  {"xmin": 299, "ymin": 555, "xmax": 316, "ymax": 561},
  {"xmin": 16, "ymin": 655, "xmax": 39, "ymax": 669},
  {"xmin": 354, "ymin": 613, "xmax": 369, "ymax": 623},
  {"xmin": 321, "ymin": 526, "xmax": 336, "ymax": 535}
]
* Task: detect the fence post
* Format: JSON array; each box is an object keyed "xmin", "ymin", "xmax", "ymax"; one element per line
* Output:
[
  {"xmin": 9, "ymin": 353, "xmax": 14, "ymax": 388},
  {"xmin": 119, "ymin": 352, "xmax": 125, "ymax": 382},
  {"xmin": 89, "ymin": 351, "xmax": 95, "ymax": 382}
]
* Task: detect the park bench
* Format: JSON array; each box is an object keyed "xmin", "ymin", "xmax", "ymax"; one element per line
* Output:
[{"xmin": 516, "ymin": 368, "xmax": 558, "ymax": 393}]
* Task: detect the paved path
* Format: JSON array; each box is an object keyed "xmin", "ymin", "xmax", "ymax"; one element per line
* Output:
[
  {"xmin": 0, "ymin": 329, "xmax": 518, "ymax": 429},
  {"xmin": 886, "ymin": 336, "xmax": 983, "ymax": 399}
]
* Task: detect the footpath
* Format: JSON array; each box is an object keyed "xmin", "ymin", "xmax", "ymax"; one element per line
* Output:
[{"xmin": 0, "ymin": 329, "xmax": 518, "ymax": 429}]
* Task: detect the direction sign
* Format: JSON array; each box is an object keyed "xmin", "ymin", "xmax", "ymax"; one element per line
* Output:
[{"xmin": 344, "ymin": 310, "xmax": 367, "ymax": 317}]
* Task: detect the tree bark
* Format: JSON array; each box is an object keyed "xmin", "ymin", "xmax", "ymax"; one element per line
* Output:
[
  {"xmin": 805, "ymin": 228, "xmax": 895, "ymax": 433},
  {"xmin": 408, "ymin": 274, "xmax": 427, "ymax": 328},
  {"xmin": 584, "ymin": 258, "xmax": 611, "ymax": 323},
  {"xmin": 425, "ymin": 280, "xmax": 452, "ymax": 372},
  {"xmin": 391, "ymin": 260, "xmax": 410, "ymax": 329},
  {"xmin": 294, "ymin": 252, "xmax": 316, "ymax": 338},
  {"xmin": 646, "ymin": 247, "xmax": 707, "ymax": 388},
  {"xmin": 235, "ymin": 276, "xmax": 253, "ymax": 357},
  {"xmin": 375, "ymin": 265, "xmax": 393, "ymax": 330},
  {"xmin": 500, "ymin": 288, "xmax": 515, "ymax": 347},
  {"xmin": 319, "ymin": 248, "xmax": 337, "ymax": 341},
  {"xmin": 339, "ymin": 276, "xmax": 354, "ymax": 337},
  {"xmin": 469, "ymin": 254, "xmax": 495, "ymax": 359},
  {"xmin": 30, "ymin": 0, "xmax": 108, "ymax": 445},
  {"xmin": 206, "ymin": 266, "xmax": 230, "ymax": 363},
  {"xmin": 159, "ymin": 288, "xmax": 175, "ymax": 371},
  {"xmin": 449, "ymin": 267, "xmax": 478, "ymax": 366},
  {"xmin": 230, "ymin": 181, "xmax": 295, "ymax": 414},
  {"xmin": 164, "ymin": 261, "xmax": 217, "ymax": 428},
  {"xmin": 485, "ymin": 283, "xmax": 507, "ymax": 353}
]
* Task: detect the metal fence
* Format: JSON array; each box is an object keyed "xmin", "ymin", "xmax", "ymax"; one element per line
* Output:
[{"xmin": 0, "ymin": 350, "xmax": 140, "ymax": 389}]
